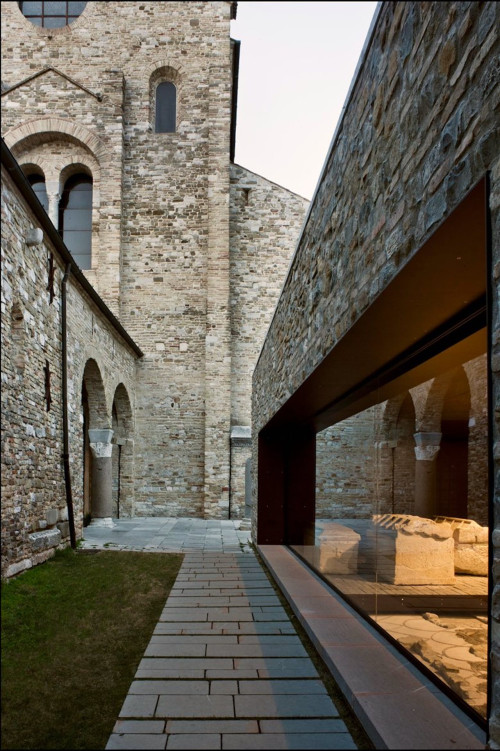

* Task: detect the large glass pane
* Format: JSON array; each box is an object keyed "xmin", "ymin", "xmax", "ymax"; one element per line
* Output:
[
  {"xmin": 66, "ymin": 182, "xmax": 92, "ymax": 208},
  {"xmin": 64, "ymin": 232, "xmax": 91, "ymax": 268},
  {"xmin": 60, "ymin": 175, "xmax": 92, "ymax": 268},
  {"xmin": 292, "ymin": 343, "xmax": 488, "ymax": 720},
  {"xmin": 63, "ymin": 208, "xmax": 91, "ymax": 231}
]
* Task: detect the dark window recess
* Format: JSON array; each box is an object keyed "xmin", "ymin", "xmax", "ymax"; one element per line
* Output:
[
  {"xmin": 19, "ymin": 1, "xmax": 87, "ymax": 28},
  {"xmin": 44, "ymin": 359, "xmax": 51, "ymax": 411},
  {"xmin": 155, "ymin": 81, "xmax": 176, "ymax": 133},
  {"xmin": 59, "ymin": 174, "xmax": 92, "ymax": 270},
  {"xmin": 47, "ymin": 252, "xmax": 55, "ymax": 303},
  {"xmin": 28, "ymin": 173, "xmax": 48, "ymax": 213}
]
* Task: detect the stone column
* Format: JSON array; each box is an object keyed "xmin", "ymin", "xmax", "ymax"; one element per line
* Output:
[
  {"xmin": 413, "ymin": 432, "xmax": 441, "ymax": 518},
  {"xmin": 88, "ymin": 429, "xmax": 114, "ymax": 527},
  {"xmin": 46, "ymin": 183, "xmax": 61, "ymax": 228}
]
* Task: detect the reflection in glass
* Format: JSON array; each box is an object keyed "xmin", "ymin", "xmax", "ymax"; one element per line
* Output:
[{"xmin": 292, "ymin": 348, "xmax": 488, "ymax": 719}]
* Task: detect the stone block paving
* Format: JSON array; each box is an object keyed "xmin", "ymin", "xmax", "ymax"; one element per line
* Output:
[{"xmin": 106, "ymin": 551, "xmax": 358, "ymax": 750}]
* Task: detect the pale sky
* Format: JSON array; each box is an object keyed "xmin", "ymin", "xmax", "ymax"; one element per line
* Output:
[{"xmin": 231, "ymin": 1, "xmax": 379, "ymax": 200}]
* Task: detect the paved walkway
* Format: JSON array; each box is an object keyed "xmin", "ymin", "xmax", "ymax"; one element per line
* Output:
[
  {"xmin": 82, "ymin": 520, "xmax": 358, "ymax": 750},
  {"xmin": 80, "ymin": 517, "xmax": 253, "ymax": 554}
]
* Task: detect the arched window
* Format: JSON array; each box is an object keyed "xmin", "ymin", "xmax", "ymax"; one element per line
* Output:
[
  {"xmin": 27, "ymin": 174, "xmax": 49, "ymax": 213},
  {"xmin": 59, "ymin": 173, "xmax": 92, "ymax": 269},
  {"xmin": 155, "ymin": 81, "xmax": 176, "ymax": 133},
  {"xmin": 18, "ymin": 1, "xmax": 87, "ymax": 28}
]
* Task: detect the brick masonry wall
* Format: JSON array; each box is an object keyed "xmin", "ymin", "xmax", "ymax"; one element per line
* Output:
[
  {"xmin": 229, "ymin": 164, "xmax": 308, "ymax": 514},
  {"xmin": 229, "ymin": 165, "xmax": 309, "ymax": 427},
  {"xmin": 251, "ymin": 1, "xmax": 499, "ymax": 739},
  {"xmin": 1, "ymin": 2, "xmax": 232, "ymax": 517},
  {"xmin": 1, "ymin": 1, "xmax": 306, "ymax": 521},
  {"xmin": 1, "ymin": 164, "xmax": 139, "ymax": 578}
]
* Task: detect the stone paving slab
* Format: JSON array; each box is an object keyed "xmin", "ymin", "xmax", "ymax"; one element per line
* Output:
[
  {"xmin": 220, "ymin": 733, "xmax": 357, "ymax": 749},
  {"xmin": 106, "ymin": 549, "xmax": 358, "ymax": 751}
]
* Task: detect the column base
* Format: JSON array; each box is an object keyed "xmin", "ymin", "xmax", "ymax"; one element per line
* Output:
[{"xmin": 89, "ymin": 517, "xmax": 114, "ymax": 528}]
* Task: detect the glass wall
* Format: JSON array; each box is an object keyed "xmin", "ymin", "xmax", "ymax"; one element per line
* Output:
[{"xmin": 292, "ymin": 345, "xmax": 488, "ymax": 719}]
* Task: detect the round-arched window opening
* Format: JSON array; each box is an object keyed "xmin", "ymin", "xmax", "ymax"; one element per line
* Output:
[
  {"xmin": 19, "ymin": 1, "xmax": 87, "ymax": 29},
  {"xmin": 27, "ymin": 174, "xmax": 49, "ymax": 213},
  {"xmin": 59, "ymin": 173, "xmax": 93, "ymax": 269},
  {"xmin": 155, "ymin": 81, "xmax": 177, "ymax": 133}
]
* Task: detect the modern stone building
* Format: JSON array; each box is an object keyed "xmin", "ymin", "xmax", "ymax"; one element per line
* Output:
[
  {"xmin": 1, "ymin": 0, "xmax": 308, "ymax": 574},
  {"xmin": 252, "ymin": 0, "xmax": 499, "ymax": 746}
]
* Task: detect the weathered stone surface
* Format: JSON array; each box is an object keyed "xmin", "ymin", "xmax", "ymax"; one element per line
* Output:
[
  {"xmin": 434, "ymin": 516, "xmax": 489, "ymax": 575},
  {"xmin": 1, "ymin": 1, "xmax": 308, "ymax": 577},
  {"xmin": 315, "ymin": 523, "xmax": 360, "ymax": 575}
]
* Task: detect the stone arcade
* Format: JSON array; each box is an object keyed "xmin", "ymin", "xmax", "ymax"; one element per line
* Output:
[{"xmin": 1, "ymin": 1, "xmax": 308, "ymax": 573}]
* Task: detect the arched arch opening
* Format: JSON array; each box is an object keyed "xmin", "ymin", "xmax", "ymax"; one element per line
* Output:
[
  {"xmin": 155, "ymin": 81, "xmax": 177, "ymax": 133},
  {"xmin": 392, "ymin": 393, "xmax": 416, "ymax": 515},
  {"xmin": 81, "ymin": 359, "xmax": 110, "ymax": 524},
  {"xmin": 59, "ymin": 172, "xmax": 93, "ymax": 269},
  {"xmin": 436, "ymin": 367, "xmax": 471, "ymax": 518},
  {"xmin": 111, "ymin": 384, "xmax": 134, "ymax": 518},
  {"xmin": 21, "ymin": 165, "xmax": 49, "ymax": 213},
  {"xmin": 150, "ymin": 65, "xmax": 182, "ymax": 134}
]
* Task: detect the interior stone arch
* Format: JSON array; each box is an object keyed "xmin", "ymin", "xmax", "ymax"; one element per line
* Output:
[{"xmin": 111, "ymin": 383, "xmax": 134, "ymax": 518}]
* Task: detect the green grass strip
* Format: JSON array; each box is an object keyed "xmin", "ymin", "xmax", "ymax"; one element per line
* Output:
[{"xmin": 1, "ymin": 548, "xmax": 183, "ymax": 750}]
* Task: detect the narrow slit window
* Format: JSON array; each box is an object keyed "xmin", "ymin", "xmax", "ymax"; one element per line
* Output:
[{"xmin": 155, "ymin": 81, "xmax": 176, "ymax": 133}]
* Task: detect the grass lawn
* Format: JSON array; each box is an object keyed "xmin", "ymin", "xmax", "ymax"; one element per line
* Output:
[{"xmin": 1, "ymin": 548, "xmax": 183, "ymax": 750}]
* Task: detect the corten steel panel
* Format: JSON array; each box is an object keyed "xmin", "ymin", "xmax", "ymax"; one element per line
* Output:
[
  {"xmin": 264, "ymin": 178, "xmax": 487, "ymax": 434},
  {"xmin": 284, "ymin": 430, "xmax": 316, "ymax": 546},
  {"xmin": 257, "ymin": 430, "xmax": 315, "ymax": 546}
]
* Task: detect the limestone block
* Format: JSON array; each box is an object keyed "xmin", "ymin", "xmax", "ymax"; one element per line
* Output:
[
  {"xmin": 370, "ymin": 514, "xmax": 455, "ymax": 585},
  {"xmin": 434, "ymin": 516, "xmax": 489, "ymax": 575},
  {"xmin": 29, "ymin": 528, "xmax": 61, "ymax": 552},
  {"xmin": 57, "ymin": 521, "xmax": 70, "ymax": 538},
  {"xmin": 58, "ymin": 507, "xmax": 69, "ymax": 522},
  {"xmin": 314, "ymin": 522, "xmax": 361, "ymax": 574},
  {"xmin": 5, "ymin": 558, "xmax": 33, "ymax": 579},
  {"xmin": 45, "ymin": 508, "xmax": 58, "ymax": 526}
]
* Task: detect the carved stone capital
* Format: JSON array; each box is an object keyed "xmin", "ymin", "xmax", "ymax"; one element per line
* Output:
[
  {"xmin": 89, "ymin": 429, "xmax": 114, "ymax": 458},
  {"xmin": 413, "ymin": 431, "xmax": 442, "ymax": 461}
]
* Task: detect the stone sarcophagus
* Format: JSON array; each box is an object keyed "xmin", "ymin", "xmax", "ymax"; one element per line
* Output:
[
  {"xmin": 369, "ymin": 514, "xmax": 455, "ymax": 585},
  {"xmin": 434, "ymin": 516, "xmax": 488, "ymax": 576},
  {"xmin": 314, "ymin": 522, "xmax": 361, "ymax": 574}
]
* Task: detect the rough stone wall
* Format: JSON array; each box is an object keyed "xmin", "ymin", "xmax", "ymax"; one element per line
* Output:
[
  {"xmin": 229, "ymin": 164, "xmax": 308, "ymax": 514},
  {"xmin": 1, "ymin": 62, "xmax": 124, "ymax": 315},
  {"xmin": 1, "ymin": 1, "xmax": 233, "ymax": 517},
  {"xmin": 1, "ymin": 163, "xmax": 139, "ymax": 578},
  {"xmin": 229, "ymin": 164, "xmax": 309, "ymax": 426},
  {"xmin": 252, "ymin": 1, "xmax": 499, "ymax": 738},
  {"xmin": 316, "ymin": 408, "xmax": 379, "ymax": 519},
  {"xmin": 253, "ymin": 1, "xmax": 498, "ymax": 431},
  {"xmin": 1, "ymin": 0, "xmax": 310, "ymax": 522}
]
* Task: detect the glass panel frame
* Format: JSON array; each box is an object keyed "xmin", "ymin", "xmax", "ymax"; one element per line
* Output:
[{"xmin": 19, "ymin": 1, "xmax": 87, "ymax": 27}]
